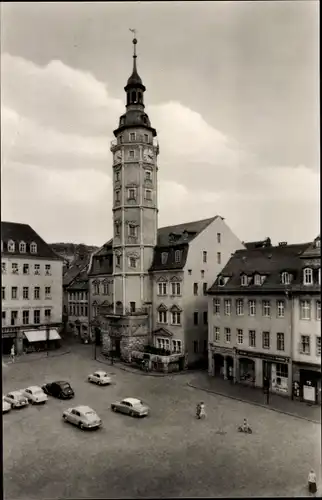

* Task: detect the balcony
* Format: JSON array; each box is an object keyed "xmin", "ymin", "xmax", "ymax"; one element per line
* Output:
[{"xmin": 110, "ymin": 137, "xmax": 160, "ymax": 154}]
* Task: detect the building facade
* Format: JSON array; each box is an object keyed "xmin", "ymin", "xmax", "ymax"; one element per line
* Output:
[
  {"xmin": 207, "ymin": 238, "xmax": 321, "ymax": 402},
  {"xmin": 1, "ymin": 222, "xmax": 63, "ymax": 354},
  {"xmin": 88, "ymin": 37, "xmax": 244, "ymax": 371}
]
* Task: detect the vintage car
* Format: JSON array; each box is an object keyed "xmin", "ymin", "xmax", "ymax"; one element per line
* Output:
[
  {"xmin": 111, "ymin": 398, "xmax": 149, "ymax": 418},
  {"xmin": 88, "ymin": 371, "xmax": 112, "ymax": 386},
  {"xmin": 62, "ymin": 405, "xmax": 102, "ymax": 430},
  {"xmin": 22, "ymin": 386, "xmax": 48, "ymax": 404},
  {"xmin": 3, "ymin": 391, "xmax": 29, "ymax": 409},
  {"xmin": 2, "ymin": 397, "xmax": 12, "ymax": 413},
  {"xmin": 42, "ymin": 381, "xmax": 74, "ymax": 399}
]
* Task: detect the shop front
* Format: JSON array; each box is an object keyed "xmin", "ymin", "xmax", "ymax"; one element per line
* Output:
[
  {"xmin": 209, "ymin": 344, "xmax": 236, "ymax": 380},
  {"xmin": 238, "ymin": 357, "xmax": 255, "ymax": 386},
  {"xmin": 1, "ymin": 328, "xmax": 19, "ymax": 354},
  {"xmin": 293, "ymin": 363, "xmax": 321, "ymax": 404},
  {"xmin": 23, "ymin": 328, "xmax": 62, "ymax": 353}
]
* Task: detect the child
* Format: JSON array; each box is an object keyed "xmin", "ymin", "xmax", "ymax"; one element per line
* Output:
[
  {"xmin": 10, "ymin": 345, "xmax": 15, "ymax": 363},
  {"xmin": 308, "ymin": 470, "xmax": 317, "ymax": 496}
]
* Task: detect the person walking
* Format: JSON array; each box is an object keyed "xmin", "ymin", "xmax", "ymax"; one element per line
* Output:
[
  {"xmin": 10, "ymin": 344, "xmax": 15, "ymax": 363},
  {"xmin": 308, "ymin": 469, "xmax": 317, "ymax": 497}
]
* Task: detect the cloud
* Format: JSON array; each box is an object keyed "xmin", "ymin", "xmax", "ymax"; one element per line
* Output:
[{"xmin": 1, "ymin": 53, "xmax": 319, "ymax": 245}]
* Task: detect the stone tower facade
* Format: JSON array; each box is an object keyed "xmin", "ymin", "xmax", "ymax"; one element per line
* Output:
[{"xmin": 110, "ymin": 36, "xmax": 159, "ymax": 315}]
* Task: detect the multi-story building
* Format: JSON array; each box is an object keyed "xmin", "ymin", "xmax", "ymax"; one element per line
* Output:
[
  {"xmin": 207, "ymin": 238, "xmax": 321, "ymax": 402},
  {"xmin": 88, "ymin": 36, "xmax": 244, "ymax": 370},
  {"xmin": 1, "ymin": 222, "xmax": 63, "ymax": 354},
  {"xmin": 66, "ymin": 269, "xmax": 90, "ymax": 342}
]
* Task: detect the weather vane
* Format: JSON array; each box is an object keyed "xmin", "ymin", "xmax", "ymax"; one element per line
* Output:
[{"xmin": 129, "ymin": 28, "xmax": 137, "ymax": 39}]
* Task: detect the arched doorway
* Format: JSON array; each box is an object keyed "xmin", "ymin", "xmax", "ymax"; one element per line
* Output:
[
  {"xmin": 226, "ymin": 356, "xmax": 234, "ymax": 380},
  {"xmin": 213, "ymin": 354, "xmax": 224, "ymax": 377},
  {"xmin": 239, "ymin": 357, "xmax": 255, "ymax": 386}
]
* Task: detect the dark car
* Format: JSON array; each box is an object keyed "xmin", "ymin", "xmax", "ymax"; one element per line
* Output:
[{"xmin": 42, "ymin": 381, "xmax": 74, "ymax": 399}]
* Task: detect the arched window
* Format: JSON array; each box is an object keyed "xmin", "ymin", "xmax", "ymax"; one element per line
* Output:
[
  {"xmin": 7, "ymin": 240, "xmax": 15, "ymax": 252},
  {"xmin": 19, "ymin": 241, "xmax": 26, "ymax": 253},
  {"xmin": 281, "ymin": 272, "xmax": 290, "ymax": 285},
  {"xmin": 303, "ymin": 268, "xmax": 313, "ymax": 285},
  {"xmin": 30, "ymin": 242, "xmax": 37, "ymax": 254}
]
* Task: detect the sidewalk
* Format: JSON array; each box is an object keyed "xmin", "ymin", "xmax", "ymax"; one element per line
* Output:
[
  {"xmin": 188, "ymin": 372, "xmax": 321, "ymax": 424},
  {"xmin": 2, "ymin": 346, "xmax": 71, "ymax": 364}
]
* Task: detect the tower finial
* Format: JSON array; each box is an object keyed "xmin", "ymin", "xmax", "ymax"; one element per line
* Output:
[{"xmin": 129, "ymin": 28, "xmax": 138, "ymax": 56}]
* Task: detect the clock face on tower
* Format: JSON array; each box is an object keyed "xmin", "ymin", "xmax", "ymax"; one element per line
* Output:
[
  {"xmin": 114, "ymin": 150, "xmax": 122, "ymax": 164},
  {"xmin": 143, "ymin": 147, "xmax": 153, "ymax": 163}
]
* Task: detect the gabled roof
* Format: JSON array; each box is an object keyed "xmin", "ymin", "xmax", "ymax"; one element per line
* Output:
[
  {"xmin": 63, "ymin": 256, "xmax": 91, "ymax": 287},
  {"xmin": 157, "ymin": 216, "xmax": 218, "ymax": 247},
  {"xmin": 208, "ymin": 242, "xmax": 316, "ymax": 294},
  {"xmin": 1, "ymin": 221, "xmax": 62, "ymax": 260},
  {"xmin": 66, "ymin": 268, "xmax": 89, "ymax": 291}
]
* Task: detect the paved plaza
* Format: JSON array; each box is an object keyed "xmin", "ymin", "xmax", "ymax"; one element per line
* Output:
[{"xmin": 3, "ymin": 346, "xmax": 321, "ymax": 499}]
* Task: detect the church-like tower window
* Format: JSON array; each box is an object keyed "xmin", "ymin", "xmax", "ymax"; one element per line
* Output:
[
  {"xmin": 128, "ymin": 188, "xmax": 136, "ymax": 200},
  {"xmin": 115, "ymin": 190, "xmax": 120, "ymax": 202},
  {"xmin": 128, "ymin": 224, "xmax": 137, "ymax": 237},
  {"xmin": 131, "ymin": 90, "xmax": 137, "ymax": 103},
  {"xmin": 130, "ymin": 132, "xmax": 136, "ymax": 141},
  {"xmin": 144, "ymin": 134, "xmax": 148, "ymax": 142},
  {"xmin": 115, "ymin": 223, "xmax": 121, "ymax": 236},
  {"xmin": 115, "ymin": 171, "xmax": 120, "ymax": 182},
  {"xmin": 145, "ymin": 189, "xmax": 152, "ymax": 200},
  {"xmin": 119, "ymin": 135, "xmax": 123, "ymax": 144},
  {"xmin": 129, "ymin": 150, "xmax": 135, "ymax": 159},
  {"xmin": 116, "ymin": 254, "xmax": 121, "ymax": 267},
  {"xmin": 129, "ymin": 257, "xmax": 137, "ymax": 268},
  {"xmin": 145, "ymin": 170, "xmax": 151, "ymax": 180}
]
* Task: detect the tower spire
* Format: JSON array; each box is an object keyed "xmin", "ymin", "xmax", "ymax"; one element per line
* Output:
[{"xmin": 126, "ymin": 29, "xmax": 144, "ymax": 89}]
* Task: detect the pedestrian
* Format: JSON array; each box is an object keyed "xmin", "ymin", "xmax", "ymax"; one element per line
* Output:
[
  {"xmin": 308, "ymin": 469, "xmax": 317, "ymax": 497},
  {"xmin": 196, "ymin": 402, "xmax": 206, "ymax": 419},
  {"xmin": 228, "ymin": 365, "xmax": 233, "ymax": 382},
  {"xmin": 10, "ymin": 344, "xmax": 15, "ymax": 363}
]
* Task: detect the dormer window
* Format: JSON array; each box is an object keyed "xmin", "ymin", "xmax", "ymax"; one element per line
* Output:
[
  {"xmin": 175, "ymin": 250, "xmax": 181, "ymax": 263},
  {"xmin": 19, "ymin": 241, "xmax": 26, "ymax": 253},
  {"xmin": 30, "ymin": 242, "xmax": 37, "ymax": 254},
  {"xmin": 281, "ymin": 272, "xmax": 291, "ymax": 285},
  {"xmin": 254, "ymin": 274, "xmax": 261, "ymax": 286},
  {"xmin": 315, "ymin": 237, "xmax": 321, "ymax": 248},
  {"xmin": 241, "ymin": 275, "xmax": 248, "ymax": 286},
  {"xmin": 260, "ymin": 275, "xmax": 266, "ymax": 285},
  {"xmin": 218, "ymin": 276, "xmax": 225, "ymax": 286},
  {"xmin": 303, "ymin": 268, "xmax": 313, "ymax": 285},
  {"xmin": 161, "ymin": 252, "xmax": 168, "ymax": 265},
  {"xmin": 8, "ymin": 240, "xmax": 15, "ymax": 252}
]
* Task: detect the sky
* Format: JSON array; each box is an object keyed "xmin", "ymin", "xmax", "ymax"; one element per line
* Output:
[{"xmin": 1, "ymin": 1, "xmax": 319, "ymax": 246}]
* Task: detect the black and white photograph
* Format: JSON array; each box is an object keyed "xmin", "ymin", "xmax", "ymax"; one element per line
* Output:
[{"xmin": 1, "ymin": 1, "xmax": 320, "ymax": 498}]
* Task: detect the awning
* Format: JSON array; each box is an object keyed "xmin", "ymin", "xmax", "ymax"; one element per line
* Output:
[{"xmin": 24, "ymin": 329, "xmax": 61, "ymax": 342}]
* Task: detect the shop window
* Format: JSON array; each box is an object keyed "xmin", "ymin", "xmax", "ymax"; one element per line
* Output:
[{"xmin": 276, "ymin": 363, "xmax": 288, "ymax": 378}]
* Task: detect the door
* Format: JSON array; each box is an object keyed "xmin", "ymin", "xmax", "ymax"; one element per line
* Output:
[{"xmin": 263, "ymin": 361, "xmax": 272, "ymax": 386}]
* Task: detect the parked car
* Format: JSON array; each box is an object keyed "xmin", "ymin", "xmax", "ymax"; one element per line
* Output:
[
  {"xmin": 88, "ymin": 371, "xmax": 112, "ymax": 386},
  {"xmin": 2, "ymin": 397, "xmax": 12, "ymax": 413},
  {"xmin": 62, "ymin": 405, "xmax": 102, "ymax": 430},
  {"xmin": 22, "ymin": 386, "xmax": 48, "ymax": 404},
  {"xmin": 3, "ymin": 391, "xmax": 29, "ymax": 409},
  {"xmin": 111, "ymin": 398, "xmax": 149, "ymax": 417},
  {"xmin": 42, "ymin": 381, "xmax": 74, "ymax": 399}
]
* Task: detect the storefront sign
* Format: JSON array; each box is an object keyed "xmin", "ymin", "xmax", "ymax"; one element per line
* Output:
[
  {"xmin": 1, "ymin": 328, "xmax": 18, "ymax": 338},
  {"xmin": 236, "ymin": 350, "xmax": 290, "ymax": 364},
  {"xmin": 211, "ymin": 345, "xmax": 234, "ymax": 355}
]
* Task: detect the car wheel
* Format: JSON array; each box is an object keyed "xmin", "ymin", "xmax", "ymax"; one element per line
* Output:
[
  {"xmin": 129, "ymin": 410, "xmax": 134, "ymax": 417},
  {"xmin": 79, "ymin": 422, "xmax": 84, "ymax": 430},
  {"xmin": 112, "ymin": 406, "xmax": 117, "ymax": 412},
  {"xmin": 88, "ymin": 378, "xmax": 91, "ymax": 382},
  {"xmin": 63, "ymin": 415, "xmax": 67, "ymax": 421}
]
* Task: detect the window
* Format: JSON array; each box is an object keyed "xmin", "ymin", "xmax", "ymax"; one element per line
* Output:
[
  {"xmin": 303, "ymin": 268, "xmax": 313, "ymax": 285},
  {"xmin": 8, "ymin": 240, "xmax": 15, "ymax": 252},
  {"xmin": 276, "ymin": 363, "xmax": 288, "ymax": 378},
  {"xmin": 22, "ymin": 310, "xmax": 29, "ymax": 325},
  {"xmin": 300, "ymin": 300, "xmax": 311, "ymax": 320},
  {"xmin": 115, "ymin": 171, "xmax": 120, "ymax": 182},
  {"xmin": 248, "ymin": 300, "xmax": 256, "ymax": 316},
  {"xmin": 193, "ymin": 312, "xmax": 198, "ymax": 325},
  {"xmin": 175, "ymin": 250, "xmax": 181, "ymax": 263},
  {"xmin": 262, "ymin": 331, "xmax": 270, "ymax": 349},
  {"xmin": 193, "ymin": 283, "xmax": 198, "ymax": 295},
  {"xmin": 277, "ymin": 300, "xmax": 285, "ymax": 318},
  {"xmin": 201, "ymin": 270, "xmax": 205, "ymax": 278},
  {"xmin": 193, "ymin": 341, "xmax": 199, "ymax": 353},
  {"xmin": 249, "ymin": 330, "xmax": 256, "ymax": 347},
  {"xmin": 45, "ymin": 286, "xmax": 51, "ymax": 298},
  {"xmin": 161, "ymin": 252, "xmax": 168, "ymax": 264},
  {"xmin": 115, "ymin": 223, "xmax": 120, "ymax": 236},
  {"xmin": 1, "ymin": 287, "xmax": 5, "ymax": 300},
  {"xmin": 145, "ymin": 170, "xmax": 152, "ymax": 181},
  {"xmin": 34, "ymin": 264, "xmax": 40, "ymax": 275},
  {"xmin": 128, "ymin": 225, "xmax": 137, "ymax": 237},
  {"xmin": 213, "ymin": 299, "xmax": 220, "ymax": 315},
  {"xmin": 23, "ymin": 287, "xmax": 29, "ymax": 300},
  {"xmin": 172, "ymin": 340, "xmax": 182, "ymax": 353},
  {"xmin": 2, "ymin": 311, "xmax": 6, "ymax": 322},
  {"xmin": 128, "ymin": 188, "xmax": 136, "ymax": 200},
  {"xmin": 203, "ymin": 311, "xmax": 208, "ymax": 325},
  {"xmin": 254, "ymin": 274, "xmax": 261, "ymax": 286},
  {"xmin": 116, "ymin": 254, "xmax": 121, "ymax": 266},
  {"xmin": 157, "ymin": 338, "xmax": 170, "ymax": 350},
  {"xmin": 217, "ymin": 252, "xmax": 221, "ymax": 264},
  {"xmin": 316, "ymin": 337, "xmax": 321, "ymax": 356},
  {"xmin": 171, "ymin": 311, "xmax": 181, "ymax": 325},
  {"xmin": 19, "ymin": 241, "xmax": 26, "ymax": 253},
  {"xmin": 277, "ymin": 332, "xmax": 285, "ymax": 351},
  {"xmin": 158, "ymin": 282, "xmax": 167, "ymax": 295},
  {"xmin": 316, "ymin": 301, "xmax": 321, "ymax": 321},
  {"xmin": 11, "ymin": 311, "xmax": 18, "ymax": 326},
  {"xmin": 214, "ymin": 327, "xmax": 220, "ymax": 342},
  {"xmin": 11, "ymin": 287, "xmax": 18, "ymax": 299},
  {"xmin": 34, "ymin": 287, "xmax": 40, "ymax": 299},
  {"xmin": 2, "ymin": 262, "xmax": 6, "ymax": 274},
  {"xmin": 217, "ymin": 233, "xmax": 221, "ymax": 244},
  {"xmin": 203, "ymin": 251, "xmax": 207, "ymax": 263},
  {"xmin": 171, "ymin": 282, "xmax": 181, "ymax": 296},
  {"xmin": 45, "ymin": 264, "xmax": 51, "ymax": 276},
  {"xmin": 103, "ymin": 282, "xmax": 109, "ymax": 295},
  {"xmin": 115, "ymin": 190, "xmax": 120, "ymax": 202},
  {"xmin": 30, "ymin": 242, "xmax": 37, "ymax": 253},
  {"xmin": 241, "ymin": 275, "xmax": 248, "ymax": 286},
  {"xmin": 237, "ymin": 329, "xmax": 243, "ymax": 344},
  {"xmin": 34, "ymin": 310, "xmax": 40, "ymax": 324},
  {"xmin": 281, "ymin": 272, "xmax": 290, "ymax": 285},
  {"xmin": 158, "ymin": 310, "xmax": 167, "ymax": 324},
  {"xmin": 144, "ymin": 134, "xmax": 149, "ymax": 143},
  {"xmin": 224, "ymin": 299, "xmax": 231, "ymax": 316},
  {"xmin": 93, "ymin": 282, "xmax": 100, "ymax": 295},
  {"xmin": 129, "ymin": 150, "xmax": 135, "ymax": 159},
  {"xmin": 84, "ymin": 305, "xmax": 88, "ymax": 317},
  {"xmin": 225, "ymin": 328, "xmax": 231, "ymax": 343},
  {"xmin": 236, "ymin": 299, "xmax": 244, "ymax": 316},
  {"xmin": 300, "ymin": 335, "xmax": 310, "ymax": 354},
  {"xmin": 22, "ymin": 263, "xmax": 29, "ymax": 275},
  {"xmin": 12, "ymin": 263, "xmax": 18, "ymax": 274},
  {"xmin": 145, "ymin": 189, "xmax": 152, "ymax": 200},
  {"xmin": 203, "ymin": 282, "xmax": 208, "ymax": 295},
  {"xmin": 130, "ymin": 132, "xmax": 136, "ymax": 142},
  {"xmin": 319, "ymin": 268, "xmax": 321, "ymax": 285},
  {"xmin": 130, "ymin": 302, "xmax": 136, "ymax": 313},
  {"xmin": 262, "ymin": 300, "xmax": 271, "ymax": 317},
  {"xmin": 129, "ymin": 257, "xmax": 137, "ymax": 268}
]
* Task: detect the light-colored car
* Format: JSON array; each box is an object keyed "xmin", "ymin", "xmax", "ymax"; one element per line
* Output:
[
  {"xmin": 2, "ymin": 397, "xmax": 12, "ymax": 413},
  {"xmin": 62, "ymin": 405, "xmax": 102, "ymax": 430},
  {"xmin": 3, "ymin": 391, "xmax": 29, "ymax": 409},
  {"xmin": 22, "ymin": 386, "xmax": 48, "ymax": 404},
  {"xmin": 88, "ymin": 371, "xmax": 112, "ymax": 386},
  {"xmin": 111, "ymin": 398, "xmax": 149, "ymax": 418}
]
